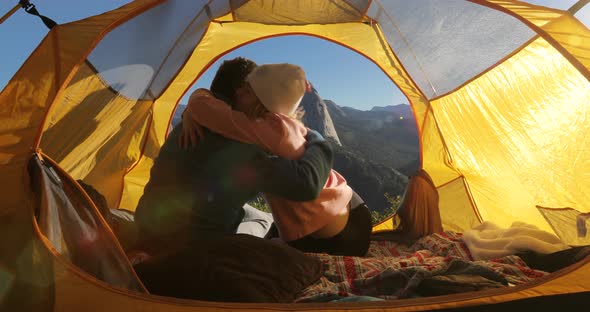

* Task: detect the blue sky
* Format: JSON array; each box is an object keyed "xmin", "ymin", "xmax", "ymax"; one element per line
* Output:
[
  {"xmin": 184, "ymin": 36, "xmax": 405, "ymax": 109},
  {"xmin": 1, "ymin": 0, "xmax": 585, "ymax": 110}
]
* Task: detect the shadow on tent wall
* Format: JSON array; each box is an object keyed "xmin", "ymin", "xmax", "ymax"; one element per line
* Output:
[{"xmin": 39, "ymin": 60, "xmax": 153, "ymax": 209}]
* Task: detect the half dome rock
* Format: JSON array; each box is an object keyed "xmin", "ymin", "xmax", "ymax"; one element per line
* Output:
[{"xmin": 299, "ymin": 84, "xmax": 342, "ymax": 146}]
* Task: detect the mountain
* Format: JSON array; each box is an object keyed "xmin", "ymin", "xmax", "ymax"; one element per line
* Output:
[
  {"xmin": 324, "ymin": 101, "xmax": 420, "ymax": 177},
  {"xmin": 370, "ymin": 104, "xmax": 413, "ymax": 119},
  {"xmin": 300, "ymin": 85, "xmax": 342, "ymax": 146},
  {"xmin": 397, "ymin": 159, "xmax": 421, "ymax": 177},
  {"xmin": 298, "ymin": 86, "xmax": 419, "ymax": 212},
  {"xmin": 332, "ymin": 147, "xmax": 408, "ymax": 214}
]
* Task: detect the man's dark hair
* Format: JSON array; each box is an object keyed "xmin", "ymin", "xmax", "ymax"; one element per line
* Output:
[{"xmin": 210, "ymin": 57, "xmax": 258, "ymax": 104}]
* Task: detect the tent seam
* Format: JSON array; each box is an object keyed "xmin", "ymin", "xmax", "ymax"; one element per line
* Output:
[
  {"xmin": 435, "ymin": 175, "xmax": 463, "ymax": 189},
  {"xmin": 360, "ymin": 0, "xmax": 373, "ymax": 21},
  {"xmin": 461, "ymin": 176, "xmax": 484, "ymax": 223},
  {"xmin": 114, "ymin": 109, "xmax": 153, "ymax": 210},
  {"xmin": 142, "ymin": 0, "xmax": 215, "ymax": 100},
  {"xmin": 426, "ymin": 103, "xmax": 460, "ymax": 177},
  {"xmin": 418, "ymin": 103, "xmax": 433, "ymax": 169},
  {"xmin": 569, "ymin": 0, "xmax": 590, "ymax": 14},
  {"xmin": 373, "ymin": 0, "xmax": 438, "ymax": 97},
  {"xmin": 370, "ymin": 22, "xmax": 428, "ymax": 168},
  {"xmin": 160, "ymin": 22, "xmax": 213, "ymax": 138},
  {"xmin": 427, "ymin": 105, "xmax": 483, "ymax": 223},
  {"xmin": 229, "ymin": 0, "xmax": 236, "ymax": 21}
]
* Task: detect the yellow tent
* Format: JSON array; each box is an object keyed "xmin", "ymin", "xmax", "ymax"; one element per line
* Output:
[{"xmin": 1, "ymin": 0, "xmax": 589, "ymax": 310}]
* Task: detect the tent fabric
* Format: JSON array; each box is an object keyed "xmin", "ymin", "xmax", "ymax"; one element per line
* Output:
[
  {"xmin": 431, "ymin": 36, "xmax": 590, "ymax": 232},
  {"xmin": 1, "ymin": 0, "xmax": 590, "ymax": 310},
  {"xmin": 230, "ymin": 0, "xmax": 371, "ymax": 24},
  {"xmin": 30, "ymin": 153, "xmax": 146, "ymax": 292},
  {"xmin": 537, "ymin": 206, "xmax": 590, "ymax": 246},
  {"xmin": 40, "ymin": 61, "xmax": 153, "ymax": 209}
]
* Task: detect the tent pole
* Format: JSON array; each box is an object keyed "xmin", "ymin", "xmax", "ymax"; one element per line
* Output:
[
  {"xmin": 0, "ymin": 4, "xmax": 20, "ymax": 24},
  {"xmin": 569, "ymin": 0, "xmax": 590, "ymax": 14}
]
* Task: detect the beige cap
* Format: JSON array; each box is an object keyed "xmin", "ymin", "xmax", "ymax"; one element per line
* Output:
[{"xmin": 246, "ymin": 63, "xmax": 307, "ymax": 115}]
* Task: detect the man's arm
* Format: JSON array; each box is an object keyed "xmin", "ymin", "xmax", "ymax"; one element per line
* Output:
[
  {"xmin": 253, "ymin": 129, "xmax": 332, "ymax": 202},
  {"xmin": 185, "ymin": 88, "xmax": 283, "ymax": 150}
]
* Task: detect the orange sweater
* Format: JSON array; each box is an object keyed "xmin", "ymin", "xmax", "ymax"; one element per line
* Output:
[{"xmin": 186, "ymin": 89, "xmax": 352, "ymax": 241}]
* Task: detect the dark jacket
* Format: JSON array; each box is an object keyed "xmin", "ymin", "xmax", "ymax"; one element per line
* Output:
[{"xmin": 135, "ymin": 122, "xmax": 332, "ymax": 251}]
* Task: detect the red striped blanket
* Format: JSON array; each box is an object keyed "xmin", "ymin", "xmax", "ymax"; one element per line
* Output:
[{"xmin": 296, "ymin": 231, "xmax": 548, "ymax": 302}]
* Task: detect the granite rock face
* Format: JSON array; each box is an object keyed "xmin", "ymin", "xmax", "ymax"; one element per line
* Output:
[{"xmin": 299, "ymin": 84, "xmax": 342, "ymax": 146}]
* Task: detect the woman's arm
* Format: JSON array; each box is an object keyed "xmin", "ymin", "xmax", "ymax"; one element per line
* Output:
[{"xmin": 184, "ymin": 89, "xmax": 305, "ymax": 158}]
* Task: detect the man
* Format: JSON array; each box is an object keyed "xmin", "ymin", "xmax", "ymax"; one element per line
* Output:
[
  {"xmin": 134, "ymin": 57, "xmax": 333, "ymax": 254},
  {"xmin": 181, "ymin": 63, "xmax": 372, "ymax": 256}
]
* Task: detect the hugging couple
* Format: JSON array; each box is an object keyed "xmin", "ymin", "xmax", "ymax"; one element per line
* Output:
[{"xmin": 133, "ymin": 57, "xmax": 372, "ymax": 260}]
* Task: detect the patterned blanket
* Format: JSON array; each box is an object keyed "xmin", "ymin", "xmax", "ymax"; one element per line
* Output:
[{"xmin": 296, "ymin": 231, "xmax": 548, "ymax": 302}]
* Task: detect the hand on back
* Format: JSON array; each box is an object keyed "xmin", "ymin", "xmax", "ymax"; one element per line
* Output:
[{"xmin": 179, "ymin": 108, "xmax": 205, "ymax": 149}]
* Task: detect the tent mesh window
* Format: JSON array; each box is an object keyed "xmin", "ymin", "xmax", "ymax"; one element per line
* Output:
[
  {"xmin": 366, "ymin": 0, "xmax": 535, "ymax": 98},
  {"xmin": 29, "ymin": 154, "xmax": 146, "ymax": 292},
  {"xmin": 87, "ymin": 0, "xmax": 231, "ymax": 100}
]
